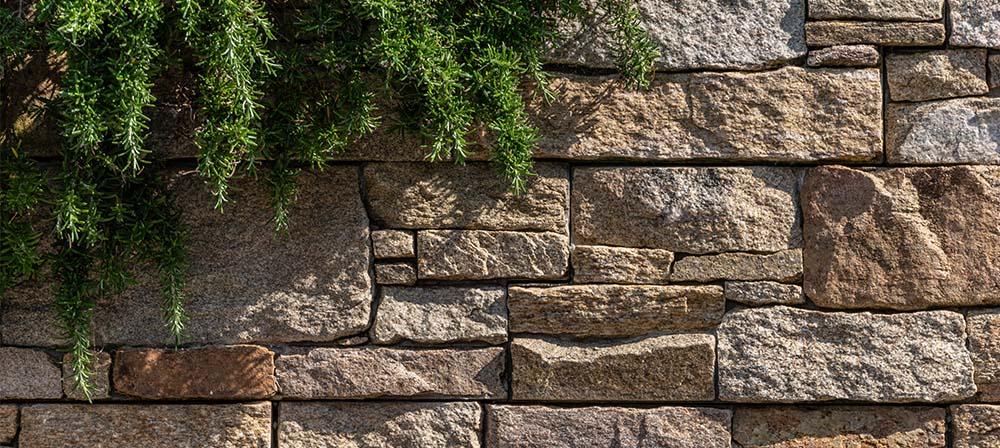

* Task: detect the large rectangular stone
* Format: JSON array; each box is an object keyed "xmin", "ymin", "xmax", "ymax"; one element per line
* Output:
[
  {"xmin": 887, "ymin": 98, "xmax": 1000, "ymax": 164},
  {"xmin": 950, "ymin": 0, "xmax": 1000, "ymax": 48},
  {"xmin": 573, "ymin": 167, "xmax": 801, "ymax": 254},
  {"xmin": 718, "ymin": 306, "xmax": 976, "ymax": 403},
  {"xmin": 806, "ymin": 21, "xmax": 946, "ymax": 46},
  {"xmin": 417, "ymin": 230, "xmax": 568, "ymax": 280},
  {"xmin": 0, "ymin": 347, "xmax": 60, "ymax": 400},
  {"xmin": 113, "ymin": 345, "xmax": 277, "ymax": 400},
  {"xmin": 809, "ymin": 0, "xmax": 943, "ymax": 20},
  {"xmin": 887, "ymin": 49, "xmax": 989, "ymax": 102},
  {"xmin": 733, "ymin": 406, "xmax": 946, "ymax": 447},
  {"xmin": 372, "ymin": 286, "xmax": 507, "ymax": 345},
  {"xmin": 969, "ymin": 309, "xmax": 1000, "ymax": 401},
  {"xmin": 533, "ymin": 68, "xmax": 882, "ymax": 162}
]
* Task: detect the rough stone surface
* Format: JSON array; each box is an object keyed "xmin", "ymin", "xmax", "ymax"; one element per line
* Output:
[
  {"xmin": 511, "ymin": 334, "xmax": 715, "ymax": 401},
  {"xmin": 533, "ymin": 68, "xmax": 882, "ymax": 162},
  {"xmin": 809, "ymin": 0, "xmax": 943, "ymax": 20},
  {"xmin": 803, "ymin": 165, "xmax": 1000, "ymax": 309},
  {"xmin": 573, "ymin": 167, "xmax": 801, "ymax": 254},
  {"xmin": 365, "ymin": 163, "xmax": 568, "ymax": 233},
  {"xmin": 375, "ymin": 262, "xmax": 417, "ymax": 286},
  {"xmin": 571, "ymin": 245, "xmax": 673, "ymax": 284},
  {"xmin": 991, "ymin": 54, "xmax": 1000, "ymax": 89},
  {"xmin": 887, "ymin": 98, "xmax": 1000, "ymax": 164},
  {"xmin": 887, "ymin": 49, "xmax": 989, "ymax": 102},
  {"xmin": 19, "ymin": 403, "xmax": 271, "ymax": 447},
  {"xmin": 276, "ymin": 347, "xmax": 505, "ymax": 399},
  {"xmin": 508, "ymin": 285, "xmax": 723, "ymax": 338},
  {"xmin": 952, "ymin": 405, "xmax": 1000, "ymax": 448},
  {"xmin": 0, "ymin": 347, "xmax": 61, "ymax": 400},
  {"xmin": 0, "ymin": 406, "xmax": 15, "ymax": 444},
  {"xmin": 733, "ymin": 406, "xmax": 946, "ymax": 447},
  {"xmin": 62, "ymin": 352, "xmax": 111, "ymax": 400},
  {"xmin": 725, "ymin": 281, "xmax": 805, "ymax": 306},
  {"xmin": 950, "ymin": 0, "xmax": 1000, "ymax": 48},
  {"xmin": 546, "ymin": 0, "xmax": 805, "ymax": 71},
  {"xmin": 417, "ymin": 230, "xmax": 569, "ymax": 280},
  {"xmin": 487, "ymin": 405, "xmax": 732, "ymax": 448},
  {"xmin": 671, "ymin": 249, "xmax": 803, "ymax": 283},
  {"xmin": 372, "ymin": 286, "xmax": 507, "ymax": 345},
  {"xmin": 968, "ymin": 310, "xmax": 1000, "ymax": 401},
  {"xmin": 280, "ymin": 402, "xmax": 481, "ymax": 448},
  {"xmin": 718, "ymin": 306, "xmax": 976, "ymax": 403},
  {"xmin": 806, "ymin": 45, "xmax": 880, "ymax": 67},
  {"xmin": 806, "ymin": 21, "xmax": 946, "ymax": 46},
  {"xmin": 371, "ymin": 230, "xmax": 415, "ymax": 259},
  {"xmin": 113, "ymin": 345, "xmax": 277, "ymax": 400}
]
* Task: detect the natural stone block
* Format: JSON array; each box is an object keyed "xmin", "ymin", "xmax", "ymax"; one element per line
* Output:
[
  {"xmin": 951, "ymin": 405, "xmax": 1000, "ymax": 448},
  {"xmin": 546, "ymin": 0, "xmax": 805, "ymax": 71},
  {"xmin": 809, "ymin": 0, "xmax": 943, "ymax": 20},
  {"xmin": 887, "ymin": 49, "xmax": 989, "ymax": 102},
  {"xmin": 276, "ymin": 347, "xmax": 505, "ymax": 399},
  {"xmin": 534, "ymin": 68, "xmax": 882, "ymax": 162},
  {"xmin": 113, "ymin": 345, "xmax": 277, "ymax": 400},
  {"xmin": 571, "ymin": 245, "xmax": 673, "ymax": 284},
  {"xmin": 573, "ymin": 167, "xmax": 801, "ymax": 254},
  {"xmin": 671, "ymin": 249, "xmax": 802, "ymax": 283},
  {"xmin": 372, "ymin": 286, "xmax": 507, "ymax": 345},
  {"xmin": 19, "ymin": 403, "xmax": 271, "ymax": 447},
  {"xmin": 950, "ymin": 0, "xmax": 1000, "ymax": 48},
  {"xmin": 991, "ymin": 54, "xmax": 999, "ymax": 89},
  {"xmin": 0, "ymin": 347, "xmax": 60, "ymax": 400},
  {"xmin": 417, "ymin": 230, "xmax": 568, "ymax": 280},
  {"xmin": 718, "ymin": 306, "xmax": 976, "ymax": 403},
  {"xmin": 725, "ymin": 281, "xmax": 805, "ymax": 306},
  {"xmin": 803, "ymin": 166, "xmax": 1000, "ymax": 309},
  {"xmin": 280, "ymin": 402, "xmax": 481, "ymax": 448},
  {"xmin": 806, "ymin": 21, "xmax": 946, "ymax": 46},
  {"xmin": 733, "ymin": 406, "xmax": 946, "ymax": 447},
  {"xmin": 375, "ymin": 262, "xmax": 417, "ymax": 285},
  {"xmin": 508, "ymin": 285, "xmax": 723, "ymax": 337},
  {"xmin": 365, "ymin": 162, "xmax": 568, "ymax": 233},
  {"xmin": 0, "ymin": 406, "xmax": 15, "ymax": 444},
  {"xmin": 511, "ymin": 334, "xmax": 715, "ymax": 401},
  {"xmin": 969, "ymin": 310, "xmax": 1000, "ymax": 401},
  {"xmin": 887, "ymin": 98, "xmax": 1000, "ymax": 164},
  {"xmin": 62, "ymin": 352, "xmax": 111, "ymax": 400},
  {"xmin": 806, "ymin": 45, "xmax": 880, "ymax": 67},
  {"xmin": 487, "ymin": 405, "xmax": 731, "ymax": 448},
  {"xmin": 371, "ymin": 230, "xmax": 415, "ymax": 259}
]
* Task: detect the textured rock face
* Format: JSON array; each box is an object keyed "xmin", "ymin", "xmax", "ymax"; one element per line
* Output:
[
  {"xmin": 372, "ymin": 286, "xmax": 507, "ymax": 345},
  {"xmin": 534, "ymin": 68, "xmax": 882, "ymax": 162},
  {"xmin": 508, "ymin": 285, "xmax": 723, "ymax": 337},
  {"xmin": 991, "ymin": 55, "xmax": 1000, "ymax": 89},
  {"xmin": 374, "ymin": 262, "xmax": 417, "ymax": 285},
  {"xmin": 733, "ymin": 407, "xmax": 946, "ymax": 447},
  {"xmin": 671, "ymin": 249, "xmax": 802, "ymax": 283},
  {"xmin": 809, "ymin": 0, "xmax": 943, "ymax": 20},
  {"xmin": 574, "ymin": 167, "xmax": 801, "ymax": 254},
  {"xmin": 276, "ymin": 347, "xmax": 505, "ymax": 399},
  {"xmin": 718, "ymin": 306, "xmax": 976, "ymax": 403},
  {"xmin": 546, "ymin": 0, "xmax": 805, "ymax": 71},
  {"xmin": 365, "ymin": 163, "xmax": 568, "ymax": 233},
  {"xmin": 417, "ymin": 230, "xmax": 569, "ymax": 280},
  {"xmin": 887, "ymin": 98, "xmax": 1000, "ymax": 164},
  {"xmin": 803, "ymin": 165, "xmax": 1000, "ymax": 309},
  {"xmin": 969, "ymin": 310, "xmax": 1000, "ymax": 401},
  {"xmin": 725, "ymin": 281, "xmax": 805, "ymax": 306},
  {"xmin": 887, "ymin": 49, "xmax": 989, "ymax": 101},
  {"xmin": 952, "ymin": 405, "xmax": 1000, "ymax": 448},
  {"xmin": 371, "ymin": 230, "xmax": 415, "ymax": 259},
  {"xmin": 113, "ymin": 345, "xmax": 277, "ymax": 400},
  {"xmin": 806, "ymin": 21, "xmax": 946, "ymax": 46},
  {"xmin": 0, "ymin": 406, "xmax": 15, "ymax": 444},
  {"xmin": 806, "ymin": 45, "xmax": 880, "ymax": 67},
  {"xmin": 280, "ymin": 402, "xmax": 481, "ymax": 448},
  {"xmin": 511, "ymin": 335, "xmax": 715, "ymax": 401},
  {"xmin": 487, "ymin": 405, "xmax": 732, "ymax": 448},
  {"xmin": 950, "ymin": 0, "xmax": 1000, "ymax": 48},
  {"xmin": 19, "ymin": 403, "xmax": 271, "ymax": 447},
  {"xmin": 0, "ymin": 347, "xmax": 60, "ymax": 400},
  {"xmin": 571, "ymin": 245, "xmax": 673, "ymax": 284},
  {"xmin": 62, "ymin": 352, "xmax": 111, "ymax": 400}
]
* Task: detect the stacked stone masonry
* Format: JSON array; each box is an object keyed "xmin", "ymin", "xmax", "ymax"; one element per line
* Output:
[{"xmin": 2, "ymin": 1, "xmax": 1000, "ymax": 447}]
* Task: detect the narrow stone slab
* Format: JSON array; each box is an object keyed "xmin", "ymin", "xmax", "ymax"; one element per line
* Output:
[
  {"xmin": 365, "ymin": 162, "xmax": 568, "ymax": 233},
  {"xmin": 571, "ymin": 245, "xmax": 673, "ymax": 284},
  {"xmin": 508, "ymin": 285, "xmax": 723, "ymax": 337},
  {"xmin": 371, "ymin": 230, "xmax": 415, "ymax": 259},
  {"xmin": 372, "ymin": 286, "xmax": 507, "ymax": 345},
  {"xmin": 0, "ymin": 347, "xmax": 60, "ymax": 400},
  {"xmin": 806, "ymin": 45, "xmax": 880, "ymax": 67},
  {"xmin": 803, "ymin": 166, "xmax": 1000, "ymax": 309},
  {"xmin": 512, "ymin": 335, "xmax": 715, "ymax": 401},
  {"xmin": 487, "ymin": 405, "xmax": 731, "ymax": 448},
  {"xmin": 374, "ymin": 262, "xmax": 417, "ymax": 286},
  {"xmin": 418, "ymin": 230, "xmax": 568, "ymax": 280},
  {"xmin": 276, "ymin": 347, "xmax": 505, "ymax": 399},
  {"xmin": 991, "ymin": 55, "xmax": 999, "ymax": 89},
  {"xmin": 809, "ymin": 0, "xmax": 943, "ymax": 20},
  {"xmin": 19, "ymin": 403, "xmax": 271, "ymax": 447},
  {"xmin": 113, "ymin": 345, "xmax": 277, "ymax": 400},
  {"xmin": 718, "ymin": 306, "xmax": 976, "ymax": 403},
  {"xmin": 887, "ymin": 98, "xmax": 1000, "ymax": 164},
  {"xmin": 62, "ymin": 352, "xmax": 110, "ymax": 400},
  {"xmin": 573, "ymin": 167, "xmax": 801, "ymax": 254},
  {"xmin": 671, "ymin": 249, "xmax": 802, "ymax": 283},
  {"xmin": 0, "ymin": 406, "xmax": 15, "ymax": 445},
  {"xmin": 887, "ymin": 49, "xmax": 989, "ymax": 102},
  {"xmin": 733, "ymin": 406, "xmax": 946, "ymax": 447},
  {"xmin": 969, "ymin": 310, "xmax": 1000, "ymax": 401},
  {"xmin": 533, "ymin": 68, "xmax": 882, "ymax": 162},
  {"xmin": 725, "ymin": 281, "xmax": 805, "ymax": 306},
  {"xmin": 280, "ymin": 402, "xmax": 481, "ymax": 448},
  {"xmin": 806, "ymin": 21, "xmax": 945, "ymax": 46},
  {"xmin": 950, "ymin": 0, "xmax": 1000, "ymax": 48},
  {"xmin": 952, "ymin": 405, "xmax": 1000, "ymax": 448}
]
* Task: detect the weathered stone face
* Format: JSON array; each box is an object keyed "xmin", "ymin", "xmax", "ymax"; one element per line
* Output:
[
  {"xmin": 511, "ymin": 335, "xmax": 715, "ymax": 402},
  {"xmin": 718, "ymin": 306, "xmax": 976, "ymax": 403},
  {"xmin": 0, "ymin": 347, "xmax": 60, "ymax": 400},
  {"xmin": 62, "ymin": 352, "xmax": 111, "ymax": 400},
  {"xmin": 372, "ymin": 286, "xmax": 507, "ymax": 345},
  {"xmin": 887, "ymin": 98, "xmax": 1000, "ymax": 164},
  {"xmin": 0, "ymin": 406, "xmax": 15, "ymax": 444},
  {"xmin": 733, "ymin": 407, "xmax": 947, "ymax": 447},
  {"xmin": 571, "ymin": 245, "xmax": 673, "ymax": 284},
  {"xmin": 724, "ymin": 281, "xmax": 805, "ymax": 306},
  {"xmin": 803, "ymin": 165, "xmax": 1000, "ymax": 309},
  {"xmin": 806, "ymin": 45, "xmax": 880, "ymax": 67},
  {"xmin": 508, "ymin": 285, "xmax": 723, "ymax": 337},
  {"xmin": 113, "ymin": 345, "xmax": 277, "ymax": 400},
  {"xmin": 969, "ymin": 310, "xmax": 1000, "ymax": 402},
  {"xmin": 19, "ymin": 403, "xmax": 271, "ymax": 447},
  {"xmin": 374, "ymin": 262, "xmax": 417, "ymax": 286},
  {"xmin": 951, "ymin": 405, "xmax": 1000, "ymax": 448},
  {"xmin": 573, "ymin": 167, "xmax": 801, "ymax": 254},
  {"xmin": 887, "ymin": 49, "xmax": 989, "ymax": 101},
  {"xmin": 276, "ymin": 347, "xmax": 505, "ymax": 399},
  {"xmin": 371, "ymin": 230, "xmax": 416, "ymax": 259},
  {"xmin": 806, "ymin": 21, "xmax": 946, "ymax": 46},
  {"xmin": 486, "ymin": 405, "xmax": 732, "ymax": 448},
  {"xmin": 279, "ymin": 402, "xmax": 481, "ymax": 448},
  {"xmin": 671, "ymin": 249, "xmax": 802, "ymax": 283},
  {"xmin": 950, "ymin": 0, "xmax": 1000, "ymax": 48},
  {"xmin": 417, "ymin": 230, "xmax": 569, "ymax": 280},
  {"xmin": 991, "ymin": 54, "xmax": 1000, "ymax": 89},
  {"xmin": 809, "ymin": 0, "xmax": 943, "ymax": 20},
  {"xmin": 533, "ymin": 68, "xmax": 882, "ymax": 162}
]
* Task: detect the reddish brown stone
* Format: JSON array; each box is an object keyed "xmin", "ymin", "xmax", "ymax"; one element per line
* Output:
[{"xmin": 113, "ymin": 345, "xmax": 277, "ymax": 400}]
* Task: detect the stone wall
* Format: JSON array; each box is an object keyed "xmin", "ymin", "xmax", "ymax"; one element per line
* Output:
[{"xmin": 2, "ymin": 1, "xmax": 1000, "ymax": 447}]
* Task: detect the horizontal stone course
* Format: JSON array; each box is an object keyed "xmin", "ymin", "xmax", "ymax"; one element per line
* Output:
[
  {"xmin": 806, "ymin": 21, "xmax": 945, "ymax": 46},
  {"xmin": 372, "ymin": 286, "xmax": 507, "ymax": 345},
  {"xmin": 417, "ymin": 230, "xmax": 569, "ymax": 280},
  {"xmin": 809, "ymin": 0, "xmax": 943, "ymax": 20},
  {"xmin": 806, "ymin": 45, "xmax": 880, "ymax": 67},
  {"xmin": 733, "ymin": 406, "xmax": 946, "ymax": 447},
  {"xmin": 571, "ymin": 245, "xmax": 673, "ymax": 284},
  {"xmin": 887, "ymin": 98, "xmax": 1000, "ymax": 164},
  {"xmin": 374, "ymin": 262, "xmax": 417, "ymax": 285},
  {"xmin": 0, "ymin": 347, "xmax": 60, "ymax": 400},
  {"xmin": 113, "ymin": 345, "xmax": 277, "ymax": 400},
  {"xmin": 887, "ymin": 49, "xmax": 989, "ymax": 102},
  {"xmin": 725, "ymin": 281, "xmax": 805, "ymax": 306},
  {"xmin": 671, "ymin": 249, "xmax": 802, "ymax": 283}
]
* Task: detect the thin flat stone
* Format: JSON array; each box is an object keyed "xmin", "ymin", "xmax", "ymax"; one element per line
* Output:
[
  {"xmin": 887, "ymin": 98, "xmax": 1000, "ymax": 164},
  {"xmin": 887, "ymin": 49, "xmax": 989, "ymax": 102},
  {"xmin": 806, "ymin": 21, "xmax": 946, "ymax": 46},
  {"xmin": 733, "ymin": 406, "xmax": 946, "ymax": 447},
  {"xmin": 951, "ymin": 405, "xmax": 1000, "ymax": 448},
  {"xmin": 806, "ymin": 45, "xmax": 880, "ymax": 67},
  {"xmin": 725, "ymin": 281, "xmax": 805, "ymax": 306},
  {"xmin": 809, "ymin": 0, "xmax": 943, "ymax": 20},
  {"xmin": 113, "ymin": 345, "xmax": 277, "ymax": 400},
  {"xmin": 417, "ymin": 230, "xmax": 569, "ymax": 280},
  {"xmin": 372, "ymin": 286, "xmax": 507, "ymax": 345},
  {"xmin": 671, "ymin": 249, "xmax": 803, "ymax": 283},
  {"xmin": 571, "ymin": 245, "xmax": 673, "ymax": 284},
  {"xmin": 968, "ymin": 309, "xmax": 1000, "ymax": 402},
  {"xmin": 374, "ymin": 262, "xmax": 417, "ymax": 286},
  {"xmin": 990, "ymin": 54, "xmax": 999, "ymax": 89},
  {"xmin": 0, "ymin": 347, "xmax": 60, "ymax": 400}
]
